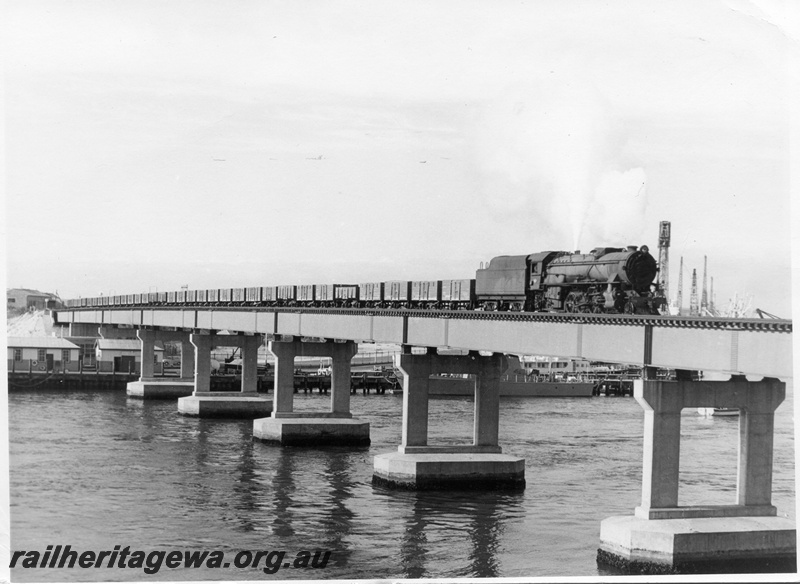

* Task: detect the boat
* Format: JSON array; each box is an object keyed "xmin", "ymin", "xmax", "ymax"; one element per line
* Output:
[
  {"xmin": 697, "ymin": 407, "xmax": 740, "ymax": 417},
  {"xmin": 695, "ymin": 371, "xmax": 742, "ymax": 416}
]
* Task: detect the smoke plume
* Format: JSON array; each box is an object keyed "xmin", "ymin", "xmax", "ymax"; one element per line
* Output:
[{"xmin": 471, "ymin": 78, "xmax": 648, "ymax": 250}]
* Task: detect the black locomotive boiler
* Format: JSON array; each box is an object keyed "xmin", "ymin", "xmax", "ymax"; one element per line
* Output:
[{"xmin": 476, "ymin": 245, "xmax": 664, "ymax": 314}]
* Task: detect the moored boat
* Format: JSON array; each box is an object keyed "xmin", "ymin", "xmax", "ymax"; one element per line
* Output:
[{"xmin": 697, "ymin": 407, "xmax": 739, "ymax": 417}]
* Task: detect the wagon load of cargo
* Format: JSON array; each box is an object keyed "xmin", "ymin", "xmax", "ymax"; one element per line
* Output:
[
  {"xmin": 411, "ymin": 281, "xmax": 440, "ymax": 307},
  {"xmin": 277, "ymin": 285, "xmax": 296, "ymax": 305},
  {"xmin": 333, "ymin": 284, "xmax": 358, "ymax": 306},
  {"xmin": 385, "ymin": 281, "xmax": 411, "ymax": 307},
  {"xmin": 314, "ymin": 284, "xmax": 357, "ymax": 307},
  {"xmin": 298, "ymin": 285, "xmax": 315, "ymax": 303},
  {"xmin": 442, "ymin": 279, "xmax": 475, "ymax": 309},
  {"xmin": 358, "ymin": 282, "xmax": 383, "ymax": 307}
]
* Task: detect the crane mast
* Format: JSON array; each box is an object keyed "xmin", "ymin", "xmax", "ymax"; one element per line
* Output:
[
  {"xmin": 690, "ymin": 268, "xmax": 699, "ymax": 316},
  {"xmin": 701, "ymin": 255, "xmax": 708, "ymax": 312},
  {"xmin": 710, "ymin": 276, "xmax": 715, "ymax": 314}
]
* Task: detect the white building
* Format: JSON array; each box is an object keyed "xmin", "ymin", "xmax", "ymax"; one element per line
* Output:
[
  {"xmin": 7, "ymin": 336, "xmax": 81, "ymax": 372},
  {"xmin": 94, "ymin": 339, "xmax": 164, "ymax": 373}
]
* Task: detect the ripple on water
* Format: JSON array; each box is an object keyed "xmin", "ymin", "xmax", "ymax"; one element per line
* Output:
[{"xmin": 8, "ymin": 387, "xmax": 795, "ymax": 580}]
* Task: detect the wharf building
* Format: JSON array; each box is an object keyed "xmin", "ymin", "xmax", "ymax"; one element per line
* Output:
[{"xmin": 7, "ymin": 336, "xmax": 80, "ymax": 372}]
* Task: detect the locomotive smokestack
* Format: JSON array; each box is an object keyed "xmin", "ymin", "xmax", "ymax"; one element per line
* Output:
[{"xmin": 627, "ymin": 245, "xmax": 638, "ymax": 252}]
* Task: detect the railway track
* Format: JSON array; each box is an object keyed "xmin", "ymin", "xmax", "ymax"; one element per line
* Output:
[{"xmin": 59, "ymin": 306, "xmax": 792, "ymax": 333}]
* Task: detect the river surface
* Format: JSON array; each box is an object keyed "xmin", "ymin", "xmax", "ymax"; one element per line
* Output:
[{"xmin": 8, "ymin": 385, "xmax": 795, "ymax": 581}]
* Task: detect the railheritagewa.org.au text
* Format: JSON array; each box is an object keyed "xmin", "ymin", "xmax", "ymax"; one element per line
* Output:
[{"xmin": 10, "ymin": 545, "xmax": 332, "ymax": 575}]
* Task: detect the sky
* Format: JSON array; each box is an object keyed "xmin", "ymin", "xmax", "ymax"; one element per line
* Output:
[{"xmin": 3, "ymin": 0, "xmax": 799, "ymax": 317}]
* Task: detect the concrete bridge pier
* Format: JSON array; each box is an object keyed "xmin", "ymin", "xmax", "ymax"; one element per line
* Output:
[
  {"xmin": 180, "ymin": 341, "xmax": 195, "ymax": 379},
  {"xmin": 253, "ymin": 338, "xmax": 369, "ymax": 446},
  {"xmin": 598, "ymin": 377, "xmax": 795, "ymax": 574},
  {"xmin": 127, "ymin": 329, "xmax": 195, "ymax": 399},
  {"xmin": 178, "ymin": 333, "xmax": 272, "ymax": 418},
  {"xmin": 372, "ymin": 349, "xmax": 525, "ymax": 490}
]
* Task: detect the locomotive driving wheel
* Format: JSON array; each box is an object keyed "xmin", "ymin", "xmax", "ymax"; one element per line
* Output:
[{"xmin": 564, "ymin": 291, "xmax": 582, "ymax": 313}]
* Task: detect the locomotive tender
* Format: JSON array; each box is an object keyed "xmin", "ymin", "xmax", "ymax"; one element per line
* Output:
[{"xmin": 65, "ymin": 244, "xmax": 665, "ymax": 315}]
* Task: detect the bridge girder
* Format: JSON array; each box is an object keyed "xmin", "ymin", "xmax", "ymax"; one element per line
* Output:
[{"xmin": 54, "ymin": 308, "xmax": 793, "ymax": 379}]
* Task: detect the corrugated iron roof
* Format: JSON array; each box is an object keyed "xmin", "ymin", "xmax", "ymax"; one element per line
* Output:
[{"xmin": 6, "ymin": 336, "xmax": 79, "ymax": 349}]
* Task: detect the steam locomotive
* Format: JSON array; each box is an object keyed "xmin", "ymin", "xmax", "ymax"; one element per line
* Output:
[
  {"xmin": 476, "ymin": 244, "xmax": 664, "ymax": 314},
  {"xmin": 64, "ymin": 244, "xmax": 666, "ymax": 315}
]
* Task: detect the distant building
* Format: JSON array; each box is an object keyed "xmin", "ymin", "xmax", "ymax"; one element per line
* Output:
[
  {"xmin": 68, "ymin": 337, "xmax": 99, "ymax": 368},
  {"xmin": 7, "ymin": 288, "xmax": 61, "ymax": 311},
  {"xmin": 61, "ymin": 323, "xmax": 137, "ymax": 368},
  {"xmin": 94, "ymin": 339, "xmax": 164, "ymax": 373},
  {"xmin": 518, "ymin": 355, "xmax": 595, "ymax": 378},
  {"xmin": 7, "ymin": 336, "xmax": 81, "ymax": 372}
]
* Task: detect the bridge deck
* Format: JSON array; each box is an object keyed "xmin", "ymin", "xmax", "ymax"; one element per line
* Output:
[{"xmin": 54, "ymin": 308, "xmax": 793, "ymax": 378}]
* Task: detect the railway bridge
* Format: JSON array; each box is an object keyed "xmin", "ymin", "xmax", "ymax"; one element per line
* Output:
[{"xmin": 53, "ymin": 305, "xmax": 795, "ymax": 572}]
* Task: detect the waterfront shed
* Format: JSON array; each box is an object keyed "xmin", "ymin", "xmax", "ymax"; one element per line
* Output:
[
  {"xmin": 7, "ymin": 336, "xmax": 81, "ymax": 372},
  {"xmin": 94, "ymin": 339, "xmax": 164, "ymax": 373}
]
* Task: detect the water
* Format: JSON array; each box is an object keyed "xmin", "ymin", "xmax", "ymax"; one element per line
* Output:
[{"xmin": 9, "ymin": 386, "xmax": 795, "ymax": 581}]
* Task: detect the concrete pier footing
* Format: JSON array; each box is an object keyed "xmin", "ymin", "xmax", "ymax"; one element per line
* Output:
[
  {"xmin": 373, "ymin": 451, "xmax": 525, "ymax": 490},
  {"xmin": 254, "ymin": 339, "xmax": 370, "ymax": 446},
  {"xmin": 253, "ymin": 416, "xmax": 370, "ymax": 446},
  {"xmin": 598, "ymin": 515, "xmax": 796, "ymax": 574},
  {"xmin": 597, "ymin": 377, "xmax": 795, "ymax": 574},
  {"xmin": 373, "ymin": 350, "xmax": 524, "ymax": 490},
  {"xmin": 126, "ymin": 378, "xmax": 195, "ymax": 399},
  {"xmin": 177, "ymin": 333, "xmax": 271, "ymax": 418},
  {"xmin": 128, "ymin": 329, "xmax": 198, "ymax": 399},
  {"xmin": 178, "ymin": 392, "xmax": 272, "ymax": 418}
]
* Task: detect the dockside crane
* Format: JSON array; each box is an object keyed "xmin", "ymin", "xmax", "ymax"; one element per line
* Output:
[
  {"xmin": 755, "ymin": 308, "xmax": 782, "ymax": 319},
  {"xmin": 701, "ymin": 255, "xmax": 708, "ymax": 313}
]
